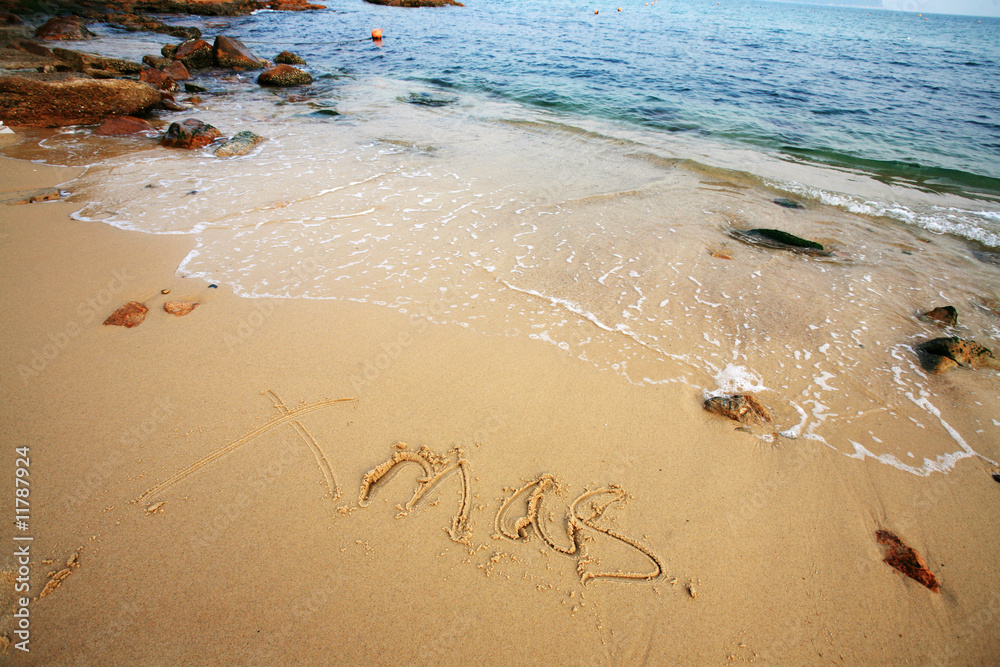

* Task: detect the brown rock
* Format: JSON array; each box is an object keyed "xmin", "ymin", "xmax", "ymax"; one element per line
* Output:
[
  {"xmin": 875, "ymin": 530, "xmax": 939, "ymax": 592},
  {"xmin": 363, "ymin": 0, "xmax": 462, "ymax": 5},
  {"xmin": 274, "ymin": 50, "xmax": 306, "ymax": 65},
  {"xmin": 1, "ymin": 10, "xmax": 23, "ymax": 25},
  {"xmin": 161, "ymin": 43, "xmax": 178, "ymax": 59},
  {"xmin": 101, "ymin": 13, "xmax": 201, "ymax": 41},
  {"xmin": 160, "ymin": 99, "xmax": 189, "ymax": 112},
  {"xmin": 161, "ymin": 118, "xmax": 221, "ymax": 149},
  {"xmin": 257, "ymin": 64, "xmax": 312, "ymax": 86},
  {"xmin": 94, "ymin": 115, "xmax": 155, "ymax": 136},
  {"xmin": 164, "ymin": 301, "xmax": 199, "ymax": 316},
  {"xmin": 703, "ymin": 394, "xmax": 772, "ymax": 426},
  {"xmin": 0, "ymin": 74, "xmax": 161, "ymax": 128},
  {"xmin": 173, "ymin": 38, "xmax": 214, "ymax": 69},
  {"xmin": 267, "ymin": 0, "xmax": 327, "ymax": 10},
  {"xmin": 143, "ymin": 54, "xmax": 172, "ymax": 69},
  {"xmin": 162, "ymin": 60, "xmax": 191, "ymax": 81},
  {"xmin": 921, "ymin": 305, "xmax": 957, "ymax": 327},
  {"xmin": 103, "ymin": 301, "xmax": 148, "ymax": 328},
  {"xmin": 140, "ymin": 66, "xmax": 178, "ymax": 92},
  {"xmin": 213, "ymin": 35, "xmax": 264, "ymax": 70},
  {"xmin": 35, "ymin": 16, "xmax": 95, "ymax": 41},
  {"xmin": 51, "ymin": 48, "xmax": 142, "ymax": 74},
  {"xmin": 914, "ymin": 337, "xmax": 1000, "ymax": 374},
  {"xmin": 15, "ymin": 40, "xmax": 53, "ymax": 57}
]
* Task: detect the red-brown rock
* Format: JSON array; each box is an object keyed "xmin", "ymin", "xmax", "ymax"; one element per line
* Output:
[
  {"xmin": 162, "ymin": 60, "xmax": 191, "ymax": 81},
  {"xmin": 14, "ymin": 40, "xmax": 53, "ymax": 57},
  {"xmin": 267, "ymin": 0, "xmax": 327, "ymax": 9},
  {"xmin": 875, "ymin": 530, "xmax": 939, "ymax": 592},
  {"xmin": 94, "ymin": 116, "xmax": 155, "ymax": 136},
  {"xmin": 51, "ymin": 48, "xmax": 142, "ymax": 74},
  {"xmin": 161, "ymin": 118, "xmax": 220, "ymax": 149},
  {"xmin": 257, "ymin": 64, "xmax": 312, "ymax": 86},
  {"xmin": 164, "ymin": 301, "xmax": 200, "ymax": 316},
  {"xmin": 173, "ymin": 38, "xmax": 214, "ymax": 69},
  {"xmin": 0, "ymin": 74, "xmax": 161, "ymax": 127},
  {"xmin": 103, "ymin": 301, "xmax": 148, "ymax": 328},
  {"xmin": 140, "ymin": 66, "xmax": 179, "ymax": 92},
  {"xmin": 213, "ymin": 35, "xmax": 264, "ymax": 69},
  {"xmin": 35, "ymin": 16, "xmax": 95, "ymax": 41},
  {"xmin": 703, "ymin": 394, "xmax": 772, "ymax": 426}
]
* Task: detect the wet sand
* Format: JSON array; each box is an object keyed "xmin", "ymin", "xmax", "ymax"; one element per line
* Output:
[{"xmin": 2, "ymin": 142, "xmax": 1000, "ymax": 665}]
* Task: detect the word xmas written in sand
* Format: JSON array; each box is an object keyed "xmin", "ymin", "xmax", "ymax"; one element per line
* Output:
[{"xmin": 136, "ymin": 392, "xmax": 663, "ymax": 584}]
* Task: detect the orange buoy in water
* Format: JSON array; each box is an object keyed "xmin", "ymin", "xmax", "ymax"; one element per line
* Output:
[
  {"xmin": 594, "ymin": 9, "xmax": 598, "ymax": 14},
  {"xmin": 371, "ymin": 28, "xmax": 383, "ymax": 40}
]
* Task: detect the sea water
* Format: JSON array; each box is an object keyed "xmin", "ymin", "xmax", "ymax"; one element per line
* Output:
[{"xmin": 6, "ymin": 0, "xmax": 1000, "ymax": 475}]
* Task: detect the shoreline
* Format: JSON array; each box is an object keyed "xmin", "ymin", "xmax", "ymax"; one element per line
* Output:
[{"xmin": 1, "ymin": 141, "xmax": 1000, "ymax": 663}]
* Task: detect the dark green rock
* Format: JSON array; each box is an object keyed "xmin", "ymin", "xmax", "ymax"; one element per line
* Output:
[
  {"xmin": 403, "ymin": 91, "xmax": 457, "ymax": 107},
  {"xmin": 773, "ymin": 197, "xmax": 803, "ymax": 209},
  {"xmin": 729, "ymin": 228, "xmax": 831, "ymax": 256}
]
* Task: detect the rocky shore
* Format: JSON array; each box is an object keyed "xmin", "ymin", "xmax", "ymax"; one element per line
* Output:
[{"xmin": 0, "ymin": 0, "xmax": 322, "ymax": 155}]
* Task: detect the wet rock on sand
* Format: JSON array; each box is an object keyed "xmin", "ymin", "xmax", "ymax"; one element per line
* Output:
[
  {"xmin": 104, "ymin": 301, "xmax": 148, "ymax": 328},
  {"xmin": 914, "ymin": 337, "xmax": 1000, "ymax": 374},
  {"xmin": 164, "ymin": 301, "xmax": 199, "ymax": 316},
  {"xmin": 703, "ymin": 394, "xmax": 772, "ymax": 426},
  {"xmin": 161, "ymin": 118, "xmax": 221, "ymax": 149},
  {"xmin": 257, "ymin": 64, "xmax": 312, "ymax": 86},
  {"xmin": 876, "ymin": 530, "xmax": 939, "ymax": 592},
  {"xmin": 920, "ymin": 306, "xmax": 958, "ymax": 327},
  {"xmin": 729, "ymin": 228, "xmax": 832, "ymax": 257},
  {"xmin": 0, "ymin": 74, "xmax": 161, "ymax": 127},
  {"xmin": 215, "ymin": 130, "xmax": 263, "ymax": 156}
]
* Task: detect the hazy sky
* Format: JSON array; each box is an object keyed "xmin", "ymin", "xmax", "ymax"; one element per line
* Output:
[{"xmin": 882, "ymin": 0, "xmax": 1000, "ymax": 17}]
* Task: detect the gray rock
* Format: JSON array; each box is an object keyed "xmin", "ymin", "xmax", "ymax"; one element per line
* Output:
[{"xmin": 214, "ymin": 130, "xmax": 263, "ymax": 157}]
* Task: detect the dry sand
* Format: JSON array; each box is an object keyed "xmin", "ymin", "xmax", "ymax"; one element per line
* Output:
[{"xmin": 2, "ymin": 148, "xmax": 1000, "ymax": 665}]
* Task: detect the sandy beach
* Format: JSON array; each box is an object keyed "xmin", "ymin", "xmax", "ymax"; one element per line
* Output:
[
  {"xmin": 2, "ymin": 138, "xmax": 1000, "ymax": 664},
  {"xmin": 2, "ymin": 1, "xmax": 1000, "ymax": 662}
]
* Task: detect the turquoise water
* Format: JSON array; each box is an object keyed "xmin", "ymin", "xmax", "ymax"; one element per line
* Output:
[{"xmin": 240, "ymin": 0, "xmax": 1000, "ymax": 197}]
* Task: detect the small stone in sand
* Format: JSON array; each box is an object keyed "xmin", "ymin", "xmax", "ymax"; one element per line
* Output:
[
  {"xmin": 164, "ymin": 301, "xmax": 199, "ymax": 316},
  {"xmin": 703, "ymin": 394, "xmax": 772, "ymax": 426},
  {"xmin": 161, "ymin": 289, "xmax": 170, "ymax": 294},
  {"xmin": 103, "ymin": 301, "xmax": 148, "ymax": 328},
  {"xmin": 875, "ymin": 530, "xmax": 939, "ymax": 592},
  {"xmin": 773, "ymin": 197, "xmax": 803, "ymax": 209}
]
